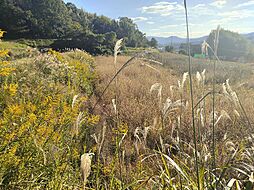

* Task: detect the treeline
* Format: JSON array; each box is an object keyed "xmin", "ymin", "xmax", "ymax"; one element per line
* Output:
[
  {"xmin": 175, "ymin": 29, "xmax": 254, "ymax": 62},
  {"xmin": 0, "ymin": 0, "xmax": 153, "ymax": 54},
  {"xmin": 206, "ymin": 29, "xmax": 254, "ymax": 62}
]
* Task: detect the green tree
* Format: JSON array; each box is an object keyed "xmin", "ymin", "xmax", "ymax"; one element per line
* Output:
[
  {"xmin": 165, "ymin": 45, "xmax": 174, "ymax": 52},
  {"xmin": 149, "ymin": 38, "xmax": 158, "ymax": 48},
  {"xmin": 206, "ymin": 28, "xmax": 254, "ymax": 61},
  {"xmin": 0, "ymin": 0, "xmax": 151, "ymax": 53}
]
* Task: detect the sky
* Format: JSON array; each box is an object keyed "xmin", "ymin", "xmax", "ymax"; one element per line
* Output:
[{"xmin": 63, "ymin": 0, "xmax": 254, "ymax": 38}]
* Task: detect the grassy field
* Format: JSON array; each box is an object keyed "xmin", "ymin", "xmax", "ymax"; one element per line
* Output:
[
  {"xmin": 94, "ymin": 54, "xmax": 254, "ymax": 189},
  {"xmin": 1, "ymin": 38, "xmax": 254, "ymax": 189}
]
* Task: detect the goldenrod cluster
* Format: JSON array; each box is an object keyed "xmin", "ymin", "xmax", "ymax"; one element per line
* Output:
[{"xmin": 0, "ymin": 34, "xmax": 99, "ymax": 188}]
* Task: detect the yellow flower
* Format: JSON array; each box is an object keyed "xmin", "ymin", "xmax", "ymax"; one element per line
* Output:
[
  {"xmin": 0, "ymin": 61, "xmax": 10, "ymax": 66},
  {"xmin": 48, "ymin": 49, "xmax": 63, "ymax": 62},
  {"xmin": 9, "ymin": 84, "xmax": 18, "ymax": 96},
  {"xmin": 28, "ymin": 113, "xmax": 37, "ymax": 123},
  {"xmin": 118, "ymin": 123, "xmax": 128, "ymax": 134},
  {"xmin": 4, "ymin": 84, "xmax": 18, "ymax": 96},
  {"xmin": 0, "ymin": 49, "xmax": 9, "ymax": 57},
  {"xmin": 27, "ymin": 103, "xmax": 37, "ymax": 112},
  {"xmin": 8, "ymin": 104, "xmax": 23, "ymax": 116},
  {"xmin": 87, "ymin": 115, "xmax": 100, "ymax": 125},
  {"xmin": 17, "ymin": 123, "xmax": 30, "ymax": 136},
  {"xmin": 103, "ymin": 165, "xmax": 112, "ymax": 175},
  {"xmin": 0, "ymin": 29, "xmax": 5, "ymax": 38},
  {"xmin": 0, "ymin": 67, "xmax": 16, "ymax": 76}
]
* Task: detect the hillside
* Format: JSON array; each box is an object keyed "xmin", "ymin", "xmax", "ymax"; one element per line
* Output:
[
  {"xmin": 147, "ymin": 35, "xmax": 207, "ymax": 46},
  {"xmin": 244, "ymin": 32, "xmax": 254, "ymax": 41},
  {"xmin": 0, "ymin": 0, "xmax": 151, "ymax": 54},
  {"xmin": 207, "ymin": 29, "xmax": 254, "ymax": 62}
]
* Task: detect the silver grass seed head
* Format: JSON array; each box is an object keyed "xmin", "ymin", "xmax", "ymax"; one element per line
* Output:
[
  {"xmin": 114, "ymin": 39, "xmax": 123, "ymax": 62},
  {"xmin": 112, "ymin": 99, "xmax": 117, "ymax": 114},
  {"xmin": 201, "ymin": 69, "xmax": 206, "ymax": 84},
  {"xmin": 196, "ymin": 71, "xmax": 202, "ymax": 86},
  {"xmin": 72, "ymin": 95, "xmax": 79, "ymax": 109},
  {"xmin": 182, "ymin": 72, "xmax": 188, "ymax": 88},
  {"xmin": 150, "ymin": 83, "xmax": 162, "ymax": 99},
  {"xmin": 202, "ymin": 40, "xmax": 209, "ymax": 56}
]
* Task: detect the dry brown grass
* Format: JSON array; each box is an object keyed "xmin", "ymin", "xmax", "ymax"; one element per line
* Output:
[
  {"xmin": 92, "ymin": 54, "xmax": 254, "ymax": 188},
  {"xmin": 95, "ymin": 56, "xmax": 178, "ymax": 128},
  {"xmin": 95, "ymin": 55, "xmax": 254, "ymax": 132}
]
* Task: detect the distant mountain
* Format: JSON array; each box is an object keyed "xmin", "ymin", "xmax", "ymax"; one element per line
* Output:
[
  {"xmin": 243, "ymin": 32, "xmax": 254, "ymax": 41},
  {"xmin": 147, "ymin": 35, "xmax": 208, "ymax": 46},
  {"xmin": 149, "ymin": 32, "xmax": 254, "ymax": 46}
]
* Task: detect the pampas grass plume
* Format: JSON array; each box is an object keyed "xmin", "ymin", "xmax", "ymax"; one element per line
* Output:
[{"xmin": 81, "ymin": 153, "xmax": 94, "ymax": 189}]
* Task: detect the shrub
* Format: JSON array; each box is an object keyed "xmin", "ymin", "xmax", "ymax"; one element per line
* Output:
[{"xmin": 0, "ymin": 33, "xmax": 99, "ymax": 188}]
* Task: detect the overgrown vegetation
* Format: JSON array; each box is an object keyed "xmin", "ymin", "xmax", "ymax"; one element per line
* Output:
[
  {"xmin": 0, "ymin": 32, "xmax": 100, "ymax": 188},
  {"xmin": 0, "ymin": 0, "xmax": 254, "ymax": 189}
]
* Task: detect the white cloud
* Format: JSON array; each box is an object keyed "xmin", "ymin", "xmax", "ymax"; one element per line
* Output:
[
  {"xmin": 235, "ymin": 0, "xmax": 254, "ymax": 8},
  {"xmin": 219, "ymin": 9, "xmax": 254, "ymax": 19},
  {"xmin": 159, "ymin": 24, "xmax": 179, "ymax": 29},
  {"xmin": 209, "ymin": 17, "xmax": 232, "ymax": 26},
  {"xmin": 141, "ymin": 1, "xmax": 184, "ymax": 16},
  {"xmin": 210, "ymin": 0, "xmax": 227, "ymax": 8},
  {"xmin": 180, "ymin": 23, "xmax": 203, "ymax": 27},
  {"xmin": 139, "ymin": 0, "xmax": 253, "ymax": 37},
  {"xmin": 190, "ymin": 3, "xmax": 215, "ymax": 16},
  {"xmin": 148, "ymin": 31, "xmax": 186, "ymax": 37},
  {"xmin": 150, "ymin": 28, "xmax": 160, "ymax": 31},
  {"xmin": 193, "ymin": 4, "xmax": 206, "ymax": 9},
  {"xmin": 131, "ymin": 17, "xmax": 148, "ymax": 22}
]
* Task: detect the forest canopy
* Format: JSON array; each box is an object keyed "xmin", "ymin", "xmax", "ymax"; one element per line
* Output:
[{"xmin": 0, "ymin": 0, "xmax": 152, "ymax": 54}]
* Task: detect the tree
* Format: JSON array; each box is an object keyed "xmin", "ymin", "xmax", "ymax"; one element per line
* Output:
[
  {"xmin": 206, "ymin": 28, "xmax": 254, "ymax": 61},
  {"xmin": 149, "ymin": 38, "xmax": 158, "ymax": 48},
  {"xmin": 178, "ymin": 49, "xmax": 187, "ymax": 55},
  {"xmin": 165, "ymin": 45, "xmax": 174, "ymax": 52}
]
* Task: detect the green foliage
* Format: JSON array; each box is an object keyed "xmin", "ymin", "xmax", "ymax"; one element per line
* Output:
[
  {"xmin": 0, "ymin": 0, "xmax": 151, "ymax": 54},
  {"xmin": 16, "ymin": 39, "xmax": 55, "ymax": 48},
  {"xmin": 179, "ymin": 49, "xmax": 187, "ymax": 55},
  {"xmin": 149, "ymin": 37, "xmax": 158, "ymax": 48},
  {"xmin": 165, "ymin": 45, "xmax": 174, "ymax": 52},
  {"xmin": 207, "ymin": 28, "xmax": 254, "ymax": 62},
  {"xmin": 179, "ymin": 43, "xmax": 201, "ymax": 56}
]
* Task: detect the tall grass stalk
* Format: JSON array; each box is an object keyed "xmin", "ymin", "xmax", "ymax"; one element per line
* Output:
[
  {"xmin": 113, "ymin": 39, "xmax": 123, "ymax": 125},
  {"xmin": 212, "ymin": 25, "xmax": 220, "ymax": 175},
  {"xmin": 183, "ymin": 1, "xmax": 200, "ymax": 189}
]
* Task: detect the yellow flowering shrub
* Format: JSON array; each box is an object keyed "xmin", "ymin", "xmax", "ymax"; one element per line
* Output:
[
  {"xmin": 0, "ymin": 31, "xmax": 15, "ymax": 78},
  {"xmin": 48, "ymin": 48, "xmax": 64, "ymax": 62},
  {"xmin": 0, "ymin": 39, "xmax": 99, "ymax": 188}
]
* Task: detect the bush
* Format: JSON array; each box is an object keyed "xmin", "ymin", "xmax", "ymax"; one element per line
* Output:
[{"xmin": 0, "ymin": 39, "xmax": 99, "ymax": 188}]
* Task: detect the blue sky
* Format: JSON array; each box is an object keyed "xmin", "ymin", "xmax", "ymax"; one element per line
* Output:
[{"xmin": 63, "ymin": 0, "xmax": 254, "ymax": 37}]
